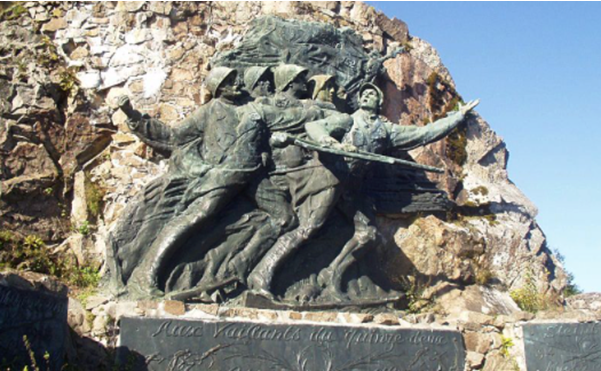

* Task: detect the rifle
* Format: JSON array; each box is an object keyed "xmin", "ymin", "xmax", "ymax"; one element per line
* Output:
[{"xmin": 273, "ymin": 134, "xmax": 444, "ymax": 173}]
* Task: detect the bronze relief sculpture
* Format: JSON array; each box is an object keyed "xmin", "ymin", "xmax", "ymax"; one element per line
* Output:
[{"xmin": 106, "ymin": 16, "xmax": 478, "ymax": 308}]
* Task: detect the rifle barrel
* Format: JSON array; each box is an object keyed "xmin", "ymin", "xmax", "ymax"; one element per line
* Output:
[{"xmin": 293, "ymin": 138, "xmax": 444, "ymax": 173}]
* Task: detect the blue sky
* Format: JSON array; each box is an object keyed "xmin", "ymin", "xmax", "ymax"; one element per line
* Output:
[{"xmin": 369, "ymin": 2, "xmax": 601, "ymax": 293}]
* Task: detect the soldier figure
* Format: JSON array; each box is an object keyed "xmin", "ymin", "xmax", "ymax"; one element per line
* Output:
[
  {"xmin": 114, "ymin": 67, "xmax": 268, "ymax": 296},
  {"xmin": 307, "ymin": 82, "xmax": 479, "ymax": 299},
  {"xmin": 246, "ymin": 66, "xmax": 353, "ymax": 299},
  {"xmin": 244, "ymin": 66, "xmax": 274, "ymax": 99}
]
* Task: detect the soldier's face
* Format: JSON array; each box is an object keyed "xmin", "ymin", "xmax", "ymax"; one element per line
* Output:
[
  {"xmin": 253, "ymin": 78, "xmax": 272, "ymax": 97},
  {"xmin": 359, "ymin": 88, "xmax": 379, "ymax": 111},
  {"xmin": 218, "ymin": 73, "xmax": 242, "ymax": 100},
  {"xmin": 316, "ymin": 81, "xmax": 335, "ymax": 103},
  {"xmin": 289, "ymin": 73, "xmax": 308, "ymax": 97}
]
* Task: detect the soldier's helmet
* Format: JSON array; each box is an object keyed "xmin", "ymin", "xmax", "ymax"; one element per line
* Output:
[
  {"xmin": 274, "ymin": 64, "xmax": 308, "ymax": 92},
  {"xmin": 359, "ymin": 82, "xmax": 384, "ymax": 108},
  {"xmin": 205, "ymin": 66, "xmax": 237, "ymax": 97},
  {"xmin": 308, "ymin": 74, "xmax": 335, "ymax": 100},
  {"xmin": 244, "ymin": 66, "xmax": 271, "ymax": 91}
]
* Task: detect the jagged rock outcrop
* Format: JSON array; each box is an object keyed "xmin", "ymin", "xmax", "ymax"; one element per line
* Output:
[{"xmin": 0, "ymin": 1, "xmax": 566, "ymax": 309}]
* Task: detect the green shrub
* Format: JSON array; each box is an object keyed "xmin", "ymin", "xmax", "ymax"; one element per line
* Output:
[
  {"xmin": 475, "ymin": 268, "xmax": 493, "ymax": 286},
  {"xmin": 500, "ymin": 335, "xmax": 515, "ymax": 358},
  {"xmin": 0, "ymin": 230, "xmax": 101, "ymax": 291},
  {"xmin": 553, "ymin": 249, "xmax": 582, "ymax": 297},
  {"xmin": 510, "ymin": 270, "xmax": 544, "ymax": 313},
  {"xmin": 402, "ymin": 276, "xmax": 433, "ymax": 314},
  {"xmin": 37, "ymin": 35, "xmax": 60, "ymax": 67},
  {"xmin": 77, "ymin": 221, "xmax": 90, "ymax": 236},
  {"xmin": 58, "ymin": 67, "xmax": 80, "ymax": 95},
  {"xmin": 425, "ymin": 72, "xmax": 468, "ymax": 166},
  {"xmin": 85, "ymin": 175, "xmax": 105, "ymax": 219},
  {"xmin": 68, "ymin": 265, "xmax": 100, "ymax": 288},
  {"xmin": 1, "ymin": 3, "xmax": 28, "ymax": 21},
  {"xmin": 563, "ymin": 272, "xmax": 582, "ymax": 297},
  {"xmin": 446, "ymin": 125, "xmax": 468, "ymax": 166}
]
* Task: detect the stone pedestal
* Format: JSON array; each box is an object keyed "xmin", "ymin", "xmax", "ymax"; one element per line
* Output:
[
  {"xmin": 0, "ymin": 271, "xmax": 68, "ymax": 370},
  {"xmin": 118, "ymin": 316, "xmax": 465, "ymax": 371}
]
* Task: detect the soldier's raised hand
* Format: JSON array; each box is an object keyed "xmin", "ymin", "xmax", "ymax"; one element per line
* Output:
[
  {"xmin": 117, "ymin": 95, "xmax": 142, "ymax": 130},
  {"xmin": 118, "ymin": 95, "xmax": 135, "ymax": 118},
  {"xmin": 458, "ymin": 99, "xmax": 480, "ymax": 115}
]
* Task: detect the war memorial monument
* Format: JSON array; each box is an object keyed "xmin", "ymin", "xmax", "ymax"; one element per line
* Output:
[{"xmin": 0, "ymin": 2, "xmax": 599, "ymax": 370}]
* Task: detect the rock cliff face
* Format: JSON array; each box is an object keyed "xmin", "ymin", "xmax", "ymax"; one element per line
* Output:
[{"xmin": 0, "ymin": 2, "xmax": 566, "ymax": 305}]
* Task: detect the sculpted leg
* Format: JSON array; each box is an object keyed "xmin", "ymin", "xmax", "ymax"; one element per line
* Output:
[
  {"xmin": 222, "ymin": 223, "xmax": 278, "ymax": 283},
  {"xmin": 109, "ymin": 175, "xmax": 188, "ymax": 288},
  {"xmin": 247, "ymin": 181, "xmax": 340, "ymax": 297},
  {"xmin": 128, "ymin": 116, "xmax": 266, "ymax": 296},
  {"xmin": 319, "ymin": 201, "xmax": 378, "ymax": 300},
  {"xmin": 246, "ymin": 228, "xmax": 307, "ymax": 297},
  {"xmin": 128, "ymin": 172, "xmax": 248, "ymax": 295},
  {"xmin": 219, "ymin": 176, "xmax": 296, "ymax": 283}
]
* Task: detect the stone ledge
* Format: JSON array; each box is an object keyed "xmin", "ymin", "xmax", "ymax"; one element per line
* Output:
[{"xmin": 0, "ymin": 269, "xmax": 69, "ymax": 297}]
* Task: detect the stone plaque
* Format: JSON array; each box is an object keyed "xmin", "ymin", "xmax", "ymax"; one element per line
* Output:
[
  {"xmin": 0, "ymin": 285, "xmax": 68, "ymax": 370},
  {"xmin": 118, "ymin": 317, "xmax": 465, "ymax": 370},
  {"xmin": 523, "ymin": 323, "xmax": 601, "ymax": 371}
]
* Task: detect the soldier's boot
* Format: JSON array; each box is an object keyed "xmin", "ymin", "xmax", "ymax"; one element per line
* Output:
[
  {"xmin": 247, "ymin": 227, "xmax": 309, "ymax": 298},
  {"xmin": 318, "ymin": 224, "xmax": 378, "ymax": 301},
  {"xmin": 225, "ymin": 222, "xmax": 280, "ymax": 285},
  {"xmin": 317, "ymin": 242, "xmax": 358, "ymax": 302}
]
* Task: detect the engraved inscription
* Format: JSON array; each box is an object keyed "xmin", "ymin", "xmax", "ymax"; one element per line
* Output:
[
  {"xmin": 342, "ymin": 329, "xmax": 446, "ymax": 349},
  {"xmin": 213, "ymin": 323, "xmax": 302, "ymax": 342},
  {"xmin": 524, "ymin": 323, "xmax": 601, "ymax": 371},
  {"xmin": 0, "ymin": 286, "xmax": 67, "ymax": 326},
  {"xmin": 309, "ymin": 327, "xmax": 337, "ymax": 343},
  {"xmin": 119, "ymin": 317, "xmax": 465, "ymax": 371},
  {"xmin": 0, "ymin": 286, "xmax": 68, "ymax": 370},
  {"xmin": 152, "ymin": 320, "xmax": 204, "ymax": 338}
]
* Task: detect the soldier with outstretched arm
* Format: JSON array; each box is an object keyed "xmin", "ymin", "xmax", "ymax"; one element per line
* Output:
[
  {"xmin": 165, "ymin": 66, "xmax": 355, "ymax": 301},
  {"xmin": 112, "ymin": 67, "xmax": 269, "ymax": 297},
  {"xmin": 306, "ymin": 82, "xmax": 479, "ymax": 300},
  {"xmin": 110, "ymin": 64, "xmax": 357, "ymax": 299}
]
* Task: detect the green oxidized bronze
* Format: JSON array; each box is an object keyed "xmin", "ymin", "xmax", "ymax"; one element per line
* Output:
[{"xmin": 106, "ymin": 16, "xmax": 478, "ymax": 308}]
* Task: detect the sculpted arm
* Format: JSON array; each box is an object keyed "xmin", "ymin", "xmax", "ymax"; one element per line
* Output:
[
  {"xmin": 388, "ymin": 99, "xmax": 479, "ymax": 150},
  {"xmin": 118, "ymin": 96, "xmax": 205, "ymax": 154},
  {"xmin": 305, "ymin": 112, "xmax": 353, "ymax": 145}
]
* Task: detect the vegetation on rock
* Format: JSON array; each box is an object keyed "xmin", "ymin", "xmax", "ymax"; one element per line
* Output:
[
  {"xmin": 402, "ymin": 275, "xmax": 434, "ymax": 314},
  {"xmin": 84, "ymin": 174, "xmax": 105, "ymax": 220},
  {"xmin": 0, "ymin": 231, "xmax": 100, "ymax": 291},
  {"xmin": 425, "ymin": 72, "xmax": 467, "ymax": 166},
  {"xmin": 0, "ymin": 3, "xmax": 27, "ymax": 21},
  {"xmin": 553, "ymin": 249, "xmax": 582, "ymax": 297},
  {"xmin": 510, "ymin": 270, "xmax": 546, "ymax": 313}
]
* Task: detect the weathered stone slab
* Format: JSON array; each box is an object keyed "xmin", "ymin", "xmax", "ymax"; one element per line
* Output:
[
  {"xmin": 523, "ymin": 323, "xmax": 601, "ymax": 371},
  {"xmin": 118, "ymin": 317, "xmax": 465, "ymax": 370},
  {"xmin": 0, "ymin": 285, "xmax": 68, "ymax": 370}
]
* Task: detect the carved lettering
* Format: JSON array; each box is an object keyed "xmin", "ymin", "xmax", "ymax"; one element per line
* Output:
[
  {"xmin": 524, "ymin": 323, "xmax": 601, "ymax": 371},
  {"xmin": 0, "ymin": 287, "xmax": 66, "ymax": 322},
  {"xmin": 151, "ymin": 320, "xmax": 203, "ymax": 338},
  {"xmin": 344, "ymin": 329, "xmax": 405, "ymax": 349},
  {"xmin": 542, "ymin": 323, "xmax": 601, "ymax": 338},
  {"xmin": 309, "ymin": 327, "xmax": 337, "ymax": 343},
  {"xmin": 120, "ymin": 317, "xmax": 465, "ymax": 370},
  {"xmin": 0, "ymin": 286, "xmax": 67, "ymax": 370},
  {"xmin": 407, "ymin": 333, "xmax": 445, "ymax": 345},
  {"xmin": 214, "ymin": 323, "xmax": 301, "ymax": 342}
]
